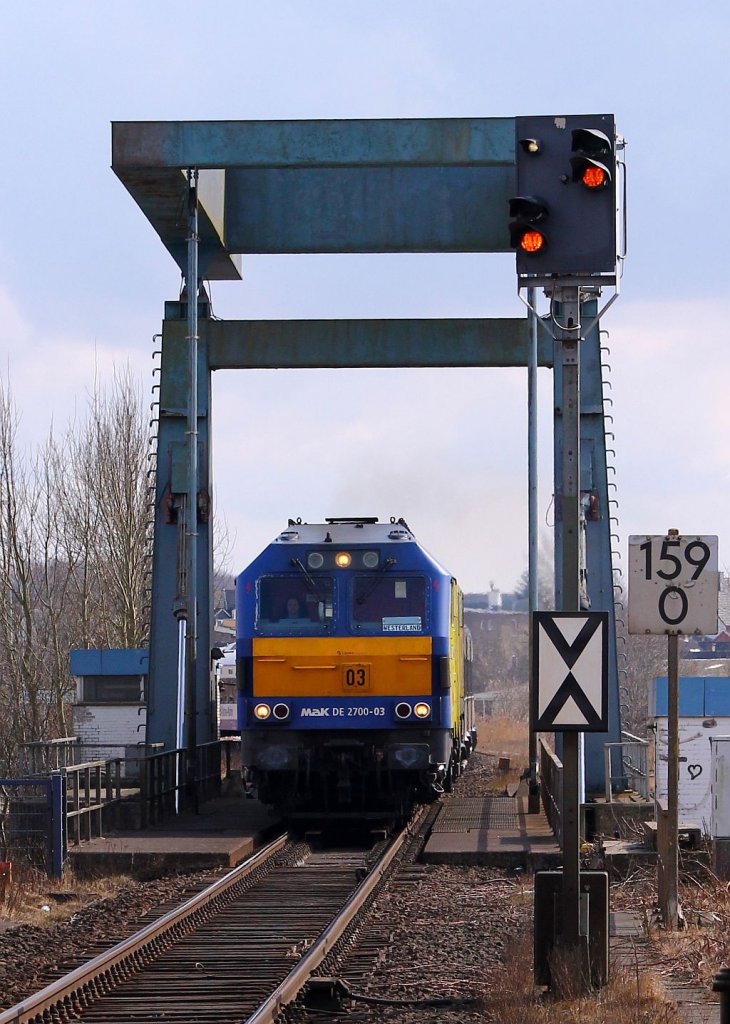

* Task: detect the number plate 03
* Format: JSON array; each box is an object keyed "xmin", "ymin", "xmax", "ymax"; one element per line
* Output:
[{"xmin": 342, "ymin": 664, "xmax": 370, "ymax": 692}]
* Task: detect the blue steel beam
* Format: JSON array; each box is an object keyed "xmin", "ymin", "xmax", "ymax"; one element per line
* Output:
[
  {"xmin": 112, "ymin": 118, "xmax": 514, "ymax": 168},
  {"xmin": 147, "ymin": 313, "xmax": 214, "ymax": 753},
  {"xmin": 553, "ymin": 303, "xmax": 622, "ymax": 792},
  {"xmin": 158, "ymin": 314, "xmax": 551, "ymax": 370},
  {"xmin": 112, "ymin": 118, "xmax": 516, "ymax": 271}
]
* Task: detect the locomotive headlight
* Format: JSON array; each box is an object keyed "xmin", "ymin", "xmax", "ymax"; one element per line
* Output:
[
  {"xmin": 395, "ymin": 702, "xmax": 412, "ymax": 719},
  {"xmin": 335, "ymin": 551, "xmax": 352, "ymax": 568},
  {"xmin": 414, "ymin": 702, "xmax": 431, "ymax": 718},
  {"xmin": 307, "ymin": 551, "xmax": 324, "ymax": 569},
  {"xmin": 272, "ymin": 702, "xmax": 290, "ymax": 720},
  {"xmin": 254, "ymin": 703, "xmax": 271, "ymax": 720}
]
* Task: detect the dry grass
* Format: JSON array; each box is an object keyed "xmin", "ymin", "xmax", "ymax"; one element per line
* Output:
[
  {"xmin": 0, "ymin": 860, "xmax": 133, "ymax": 927},
  {"xmin": 481, "ymin": 928, "xmax": 681, "ymax": 1023},
  {"xmin": 475, "ymin": 714, "xmax": 529, "ymax": 791},
  {"xmin": 650, "ymin": 866, "xmax": 730, "ymax": 987},
  {"xmin": 477, "ymin": 714, "xmax": 529, "ymax": 766}
]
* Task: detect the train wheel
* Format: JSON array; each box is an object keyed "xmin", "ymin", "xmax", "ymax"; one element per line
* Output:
[{"xmin": 443, "ymin": 758, "xmax": 455, "ymax": 793}]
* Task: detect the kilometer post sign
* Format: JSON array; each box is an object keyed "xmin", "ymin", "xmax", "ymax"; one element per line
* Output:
[{"xmin": 628, "ymin": 533, "xmax": 719, "ymax": 635}]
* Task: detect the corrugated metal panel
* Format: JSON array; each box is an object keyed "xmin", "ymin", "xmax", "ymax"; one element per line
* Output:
[
  {"xmin": 653, "ymin": 677, "xmax": 705, "ymax": 717},
  {"xmin": 705, "ymin": 678, "xmax": 730, "ymax": 716},
  {"xmin": 70, "ymin": 648, "xmax": 149, "ymax": 676}
]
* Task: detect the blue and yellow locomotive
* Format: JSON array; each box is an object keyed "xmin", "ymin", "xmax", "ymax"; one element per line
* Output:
[{"xmin": 236, "ymin": 517, "xmax": 475, "ymax": 819}]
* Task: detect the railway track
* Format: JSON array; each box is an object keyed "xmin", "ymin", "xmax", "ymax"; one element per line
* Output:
[{"xmin": 0, "ymin": 816, "xmax": 424, "ymax": 1024}]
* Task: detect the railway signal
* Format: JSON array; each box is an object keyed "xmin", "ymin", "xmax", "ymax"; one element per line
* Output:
[
  {"xmin": 570, "ymin": 128, "xmax": 613, "ymax": 191},
  {"xmin": 509, "ymin": 114, "xmax": 617, "ymax": 277},
  {"xmin": 508, "ymin": 195, "xmax": 549, "ymax": 257}
]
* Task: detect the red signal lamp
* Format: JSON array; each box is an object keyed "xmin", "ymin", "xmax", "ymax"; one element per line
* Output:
[
  {"xmin": 570, "ymin": 127, "xmax": 613, "ymax": 190},
  {"xmin": 581, "ymin": 165, "xmax": 608, "ymax": 189},
  {"xmin": 571, "ymin": 155, "xmax": 611, "ymax": 189},
  {"xmin": 519, "ymin": 229, "xmax": 546, "ymax": 253},
  {"xmin": 508, "ymin": 195, "xmax": 549, "ymax": 256}
]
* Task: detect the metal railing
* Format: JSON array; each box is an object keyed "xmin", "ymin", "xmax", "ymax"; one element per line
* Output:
[
  {"xmin": 0, "ymin": 776, "xmax": 64, "ymax": 877},
  {"xmin": 64, "ymin": 760, "xmax": 123, "ymax": 845},
  {"xmin": 139, "ymin": 748, "xmax": 185, "ymax": 827},
  {"xmin": 138, "ymin": 740, "xmax": 229, "ymax": 827},
  {"xmin": 539, "ymin": 738, "xmax": 563, "ymax": 844},
  {"xmin": 603, "ymin": 731, "xmax": 651, "ymax": 802},
  {"xmin": 4, "ymin": 738, "xmax": 238, "ymax": 873},
  {"xmin": 19, "ymin": 738, "xmax": 79, "ymax": 774}
]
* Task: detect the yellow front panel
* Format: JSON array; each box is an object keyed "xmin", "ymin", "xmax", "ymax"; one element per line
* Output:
[{"xmin": 252, "ymin": 636, "xmax": 432, "ymax": 697}]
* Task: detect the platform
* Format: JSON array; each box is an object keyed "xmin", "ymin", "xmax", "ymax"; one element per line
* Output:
[
  {"xmin": 423, "ymin": 795, "xmax": 561, "ymax": 868},
  {"xmin": 67, "ymin": 792, "xmax": 282, "ymax": 876}
]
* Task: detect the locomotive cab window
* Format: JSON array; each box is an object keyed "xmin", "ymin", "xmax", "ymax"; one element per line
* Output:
[
  {"xmin": 352, "ymin": 576, "xmax": 426, "ymax": 634},
  {"xmin": 256, "ymin": 576, "xmax": 333, "ymax": 634}
]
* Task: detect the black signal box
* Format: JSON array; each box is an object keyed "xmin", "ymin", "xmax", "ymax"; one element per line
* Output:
[
  {"xmin": 512, "ymin": 114, "xmax": 617, "ymax": 277},
  {"xmin": 534, "ymin": 869, "xmax": 609, "ymax": 989}
]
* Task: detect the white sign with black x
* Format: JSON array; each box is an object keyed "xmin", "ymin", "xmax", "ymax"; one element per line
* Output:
[{"xmin": 531, "ymin": 612, "xmax": 609, "ymax": 732}]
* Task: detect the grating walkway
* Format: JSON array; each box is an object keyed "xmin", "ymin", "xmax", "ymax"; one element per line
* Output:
[
  {"xmin": 432, "ymin": 795, "xmax": 521, "ymax": 832},
  {"xmin": 423, "ymin": 794, "xmax": 561, "ymax": 867}
]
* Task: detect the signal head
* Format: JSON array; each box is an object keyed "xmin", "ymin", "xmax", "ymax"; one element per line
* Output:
[
  {"xmin": 571, "ymin": 127, "xmax": 612, "ymax": 158},
  {"xmin": 508, "ymin": 195, "xmax": 548, "ymax": 222},
  {"xmin": 570, "ymin": 155, "xmax": 611, "ymax": 189},
  {"xmin": 570, "ymin": 126, "xmax": 613, "ymax": 189},
  {"xmin": 508, "ymin": 195, "xmax": 549, "ymax": 255}
]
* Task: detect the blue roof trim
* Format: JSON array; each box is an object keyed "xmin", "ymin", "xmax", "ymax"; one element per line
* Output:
[
  {"xmin": 653, "ymin": 676, "xmax": 730, "ymax": 717},
  {"xmin": 70, "ymin": 649, "xmax": 149, "ymax": 676}
]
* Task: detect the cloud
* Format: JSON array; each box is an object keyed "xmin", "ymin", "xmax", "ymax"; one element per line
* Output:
[
  {"xmin": 0, "ymin": 286, "xmax": 148, "ymax": 449},
  {"xmin": 212, "ymin": 364, "xmax": 548, "ymax": 591}
]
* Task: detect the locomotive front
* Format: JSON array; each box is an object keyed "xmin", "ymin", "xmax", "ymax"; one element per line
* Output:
[{"xmin": 236, "ymin": 517, "xmax": 472, "ymax": 820}]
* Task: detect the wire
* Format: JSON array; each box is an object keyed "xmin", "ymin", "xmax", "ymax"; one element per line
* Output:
[
  {"xmin": 317, "ymin": 978, "xmax": 478, "ymax": 1009},
  {"xmin": 549, "ymin": 288, "xmax": 583, "ymax": 332}
]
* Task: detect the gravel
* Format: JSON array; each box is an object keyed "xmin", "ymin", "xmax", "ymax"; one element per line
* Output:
[
  {"xmin": 282, "ymin": 750, "xmax": 532, "ymax": 1024},
  {"xmin": 0, "ymin": 750, "xmax": 528, "ymax": 1018},
  {"xmin": 0, "ymin": 870, "xmax": 217, "ymax": 1009}
]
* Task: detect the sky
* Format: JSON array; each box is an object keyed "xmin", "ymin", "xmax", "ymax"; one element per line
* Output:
[{"xmin": 1, "ymin": 2, "xmax": 728, "ymax": 594}]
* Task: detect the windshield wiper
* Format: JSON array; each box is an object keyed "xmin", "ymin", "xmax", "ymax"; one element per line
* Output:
[
  {"xmin": 290, "ymin": 558, "xmax": 325, "ymax": 594},
  {"xmin": 355, "ymin": 558, "xmax": 396, "ymax": 605}
]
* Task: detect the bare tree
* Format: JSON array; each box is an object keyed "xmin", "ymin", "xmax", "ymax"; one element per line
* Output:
[
  {"xmin": 0, "ymin": 368, "xmax": 151, "ymax": 772},
  {"xmin": 0, "ymin": 363, "xmax": 243, "ymax": 772},
  {"xmin": 61, "ymin": 366, "xmax": 149, "ymax": 649},
  {"xmin": 0, "ymin": 382, "xmax": 76, "ymax": 768}
]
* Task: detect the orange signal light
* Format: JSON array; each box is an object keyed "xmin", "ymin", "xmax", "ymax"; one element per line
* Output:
[
  {"xmin": 520, "ymin": 230, "xmax": 545, "ymax": 254},
  {"xmin": 582, "ymin": 166, "xmax": 607, "ymax": 189}
]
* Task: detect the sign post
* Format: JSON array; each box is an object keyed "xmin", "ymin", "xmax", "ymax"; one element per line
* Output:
[
  {"xmin": 532, "ymin": 610, "xmax": 609, "ymax": 987},
  {"xmin": 628, "ymin": 531, "xmax": 719, "ymax": 929}
]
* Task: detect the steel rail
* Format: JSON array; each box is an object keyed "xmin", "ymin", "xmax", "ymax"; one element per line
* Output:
[
  {"xmin": 245, "ymin": 817, "xmax": 415, "ymax": 1024},
  {"xmin": 0, "ymin": 832, "xmax": 288, "ymax": 1024}
]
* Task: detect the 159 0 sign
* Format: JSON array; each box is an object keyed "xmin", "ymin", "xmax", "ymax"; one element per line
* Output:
[{"xmin": 628, "ymin": 534, "xmax": 718, "ymax": 635}]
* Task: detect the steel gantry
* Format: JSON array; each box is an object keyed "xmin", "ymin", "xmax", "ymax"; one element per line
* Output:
[{"xmin": 112, "ymin": 117, "xmax": 621, "ymax": 791}]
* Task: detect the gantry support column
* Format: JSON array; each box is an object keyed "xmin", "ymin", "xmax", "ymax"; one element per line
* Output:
[
  {"xmin": 147, "ymin": 300, "xmax": 215, "ymax": 753},
  {"xmin": 554, "ymin": 299, "xmax": 622, "ymax": 793}
]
